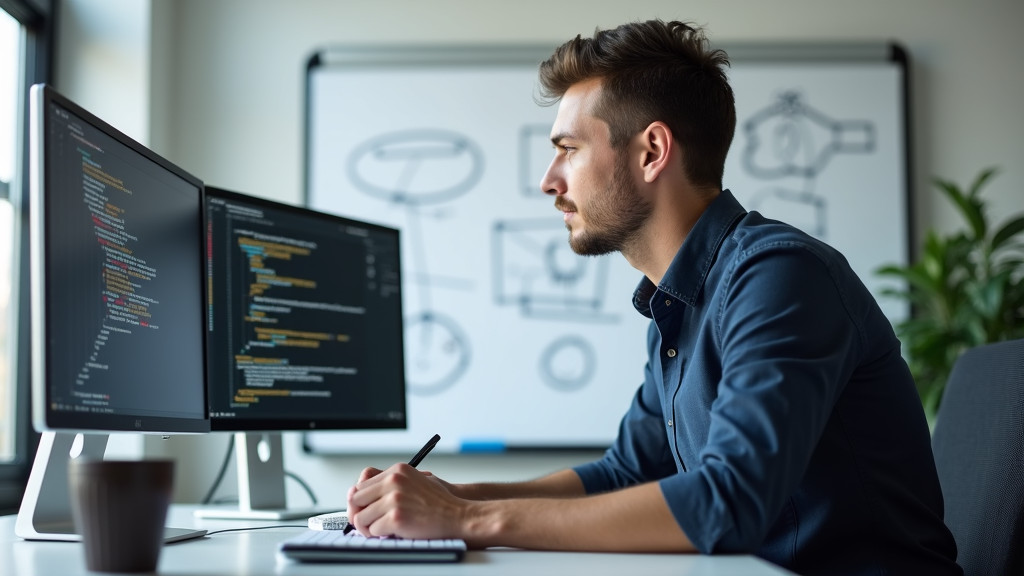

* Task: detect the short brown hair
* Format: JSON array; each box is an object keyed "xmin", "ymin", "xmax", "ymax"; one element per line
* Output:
[{"xmin": 538, "ymin": 20, "xmax": 736, "ymax": 189}]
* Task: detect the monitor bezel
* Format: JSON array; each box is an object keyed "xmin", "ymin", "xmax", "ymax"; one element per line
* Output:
[
  {"xmin": 29, "ymin": 83, "xmax": 210, "ymax": 434},
  {"xmin": 204, "ymin": 185, "xmax": 408, "ymax": 432}
]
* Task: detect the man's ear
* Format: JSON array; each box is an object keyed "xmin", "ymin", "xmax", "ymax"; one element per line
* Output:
[{"xmin": 638, "ymin": 121, "xmax": 674, "ymax": 183}]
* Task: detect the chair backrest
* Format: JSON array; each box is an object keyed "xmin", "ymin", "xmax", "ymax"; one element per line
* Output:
[{"xmin": 931, "ymin": 338, "xmax": 1024, "ymax": 576}]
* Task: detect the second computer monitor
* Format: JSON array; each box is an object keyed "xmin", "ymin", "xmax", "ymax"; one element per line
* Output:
[
  {"xmin": 205, "ymin": 186, "xmax": 406, "ymax": 429},
  {"xmin": 201, "ymin": 186, "xmax": 406, "ymax": 519}
]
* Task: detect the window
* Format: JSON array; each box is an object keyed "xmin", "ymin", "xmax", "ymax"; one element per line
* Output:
[
  {"xmin": 1, "ymin": 5, "xmax": 19, "ymax": 467},
  {"xmin": 0, "ymin": 0, "xmax": 53, "ymax": 513}
]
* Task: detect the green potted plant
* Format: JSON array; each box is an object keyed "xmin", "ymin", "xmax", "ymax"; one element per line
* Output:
[{"xmin": 877, "ymin": 167, "xmax": 1024, "ymax": 423}]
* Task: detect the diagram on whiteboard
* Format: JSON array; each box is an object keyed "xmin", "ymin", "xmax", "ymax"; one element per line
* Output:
[
  {"xmin": 740, "ymin": 91, "xmax": 875, "ymax": 239},
  {"xmin": 492, "ymin": 217, "xmax": 618, "ymax": 393},
  {"xmin": 538, "ymin": 334, "xmax": 597, "ymax": 392},
  {"xmin": 346, "ymin": 128, "xmax": 483, "ymax": 395},
  {"xmin": 492, "ymin": 219, "xmax": 614, "ymax": 321}
]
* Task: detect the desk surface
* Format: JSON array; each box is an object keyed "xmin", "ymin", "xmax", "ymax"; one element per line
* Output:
[{"xmin": 1, "ymin": 506, "xmax": 794, "ymax": 575}]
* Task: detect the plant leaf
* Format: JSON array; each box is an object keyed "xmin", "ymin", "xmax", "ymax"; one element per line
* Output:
[
  {"xmin": 992, "ymin": 215, "xmax": 1024, "ymax": 250},
  {"xmin": 935, "ymin": 177, "xmax": 986, "ymax": 240},
  {"xmin": 878, "ymin": 257, "xmax": 947, "ymax": 296},
  {"xmin": 967, "ymin": 166, "xmax": 999, "ymax": 199},
  {"xmin": 966, "ymin": 275, "xmax": 1005, "ymax": 323}
]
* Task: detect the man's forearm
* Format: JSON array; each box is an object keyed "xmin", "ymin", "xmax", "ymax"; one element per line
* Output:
[
  {"xmin": 458, "ymin": 481, "xmax": 695, "ymax": 552},
  {"xmin": 452, "ymin": 468, "xmax": 586, "ymax": 500}
]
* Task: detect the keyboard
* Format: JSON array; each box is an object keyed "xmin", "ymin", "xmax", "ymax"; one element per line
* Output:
[{"xmin": 279, "ymin": 529, "xmax": 467, "ymax": 563}]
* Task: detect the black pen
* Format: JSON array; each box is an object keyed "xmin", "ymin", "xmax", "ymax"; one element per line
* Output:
[
  {"xmin": 408, "ymin": 433, "xmax": 441, "ymax": 468},
  {"xmin": 344, "ymin": 434, "xmax": 442, "ymax": 535}
]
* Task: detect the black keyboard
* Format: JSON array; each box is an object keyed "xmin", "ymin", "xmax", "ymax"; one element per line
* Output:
[{"xmin": 279, "ymin": 529, "xmax": 467, "ymax": 563}]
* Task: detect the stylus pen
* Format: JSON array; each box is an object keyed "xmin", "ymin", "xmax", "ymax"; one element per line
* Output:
[{"xmin": 408, "ymin": 433, "xmax": 441, "ymax": 468}]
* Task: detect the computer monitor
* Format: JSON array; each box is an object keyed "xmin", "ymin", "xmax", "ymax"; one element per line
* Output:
[
  {"xmin": 198, "ymin": 186, "xmax": 406, "ymax": 519},
  {"xmin": 15, "ymin": 84, "xmax": 209, "ymax": 542}
]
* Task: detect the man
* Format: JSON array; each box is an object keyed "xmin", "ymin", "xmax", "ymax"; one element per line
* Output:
[{"xmin": 347, "ymin": 19, "xmax": 962, "ymax": 575}]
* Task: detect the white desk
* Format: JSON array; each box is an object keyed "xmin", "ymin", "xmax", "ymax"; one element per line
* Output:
[{"xmin": 1, "ymin": 506, "xmax": 795, "ymax": 575}]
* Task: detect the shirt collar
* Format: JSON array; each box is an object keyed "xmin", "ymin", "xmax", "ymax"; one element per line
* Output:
[{"xmin": 632, "ymin": 189, "xmax": 747, "ymax": 317}]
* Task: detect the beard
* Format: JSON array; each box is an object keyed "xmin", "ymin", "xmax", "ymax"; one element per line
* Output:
[{"xmin": 560, "ymin": 154, "xmax": 652, "ymax": 256}]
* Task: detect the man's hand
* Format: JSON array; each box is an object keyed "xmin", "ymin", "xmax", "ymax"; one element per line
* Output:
[{"xmin": 346, "ymin": 463, "xmax": 470, "ymax": 540}]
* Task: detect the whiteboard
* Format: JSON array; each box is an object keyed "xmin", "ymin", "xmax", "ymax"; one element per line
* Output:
[{"xmin": 302, "ymin": 43, "xmax": 909, "ymax": 453}]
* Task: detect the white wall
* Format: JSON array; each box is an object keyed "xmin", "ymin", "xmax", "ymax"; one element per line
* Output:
[
  {"xmin": 55, "ymin": 0, "xmax": 150, "ymax": 143},
  {"xmin": 57, "ymin": 0, "xmax": 1024, "ymax": 505}
]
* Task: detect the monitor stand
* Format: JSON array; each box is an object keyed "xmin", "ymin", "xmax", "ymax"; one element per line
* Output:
[
  {"xmin": 15, "ymin": 431, "xmax": 208, "ymax": 543},
  {"xmin": 193, "ymin": 432, "xmax": 333, "ymax": 520}
]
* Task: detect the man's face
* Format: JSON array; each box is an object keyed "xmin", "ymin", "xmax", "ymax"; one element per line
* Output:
[{"xmin": 540, "ymin": 79, "xmax": 652, "ymax": 256}]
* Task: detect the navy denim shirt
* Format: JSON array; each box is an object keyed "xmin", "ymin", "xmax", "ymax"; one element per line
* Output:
[{"xmin": 574, "ymin": 190, "xmax": 960, "ymax": 575}]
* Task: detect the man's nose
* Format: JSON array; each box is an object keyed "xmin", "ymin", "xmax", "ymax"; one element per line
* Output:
[{"xmin": 540, "ymin": 157, "xmax": 564, "ymax": 196}]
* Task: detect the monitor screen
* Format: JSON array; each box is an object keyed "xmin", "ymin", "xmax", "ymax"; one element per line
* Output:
[
  {"xmin": 31, "ymin": 84, "xmax": 208, "ymax": 434},
  {"xmin": 204, "ymin": 186, "xmax": 406, "ymax": 432}
]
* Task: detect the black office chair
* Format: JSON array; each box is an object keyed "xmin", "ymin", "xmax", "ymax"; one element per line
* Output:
[{"xmin": 931, "ymin": 338, "xmax": 1024, "ymax": 576}]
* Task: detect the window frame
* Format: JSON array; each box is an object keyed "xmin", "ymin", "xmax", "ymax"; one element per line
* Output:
[{"xmin": 0, "ymin": 0, "xmax": 54, "ymax": 514}]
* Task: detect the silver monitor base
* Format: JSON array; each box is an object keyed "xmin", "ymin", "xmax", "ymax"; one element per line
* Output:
[
  {"xmin": 193, "ymin": 432, "xmax": 329, "ymax": 521},
  {"xmin": 15, "ymin": 431, "xmax": 207, "ymax": 543}
]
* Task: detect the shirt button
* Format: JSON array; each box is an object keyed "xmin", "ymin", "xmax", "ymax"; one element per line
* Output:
[
  {"xmin": 666, "ymin": 348, "xmax": 677, "ymax": 358},
  {"xmin": 668, "ymin": 419, "xmax": 674, "ymax": 427}
]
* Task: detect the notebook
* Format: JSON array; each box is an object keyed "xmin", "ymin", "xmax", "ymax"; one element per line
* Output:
[
  {"xmin": 307, "ymin": 510, "xmax": 349, "ymax": 531},
  {"xmin": 279, "ymin": 529, "xmax": 467, "ymax": 563}
]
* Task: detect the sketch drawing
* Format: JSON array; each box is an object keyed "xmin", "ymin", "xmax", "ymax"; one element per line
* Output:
[
  {"xmin": 492, "ymin": 218, "xmax": 614, "ymax": 322},
  {"xmin": 741, "ymin": 91, "xmax": 875, "ymax": 238},
  {"xmin": 539, "ymin": 335, "xmax": 597, "ymax": 392},
  {"xmin": 346, "ymin": 128, "xmax": 482, "ymax": 395}
]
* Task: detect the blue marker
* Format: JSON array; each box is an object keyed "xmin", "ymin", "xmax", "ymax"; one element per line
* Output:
[{"xmin": 459, "ymin": 439, "xmax": 506, "ymax": 453}]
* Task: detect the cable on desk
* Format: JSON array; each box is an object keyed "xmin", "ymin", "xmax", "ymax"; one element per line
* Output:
[
  {"xmin": 205, "ymin": 524, "xmax": 307, "ymax": 536},
  {"xmin": 285, "ymin": 471, "xmax": 318, "ymax": 505},
  {"xmin": 201, "ymin": 436, "xmax": 235, "ymax": 505},
  {"xmin": 199, "ymin": 436, "xmax": 320, "ymax": 507}
]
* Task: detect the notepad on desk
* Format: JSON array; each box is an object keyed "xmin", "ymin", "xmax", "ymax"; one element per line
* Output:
[
  {"xmin": 279, "ymin": 529, "xmax": 467, "ymax": 563},
  {"xmin": 307, "ymin": 510, "xmax": 349, "ymax": 531}
]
